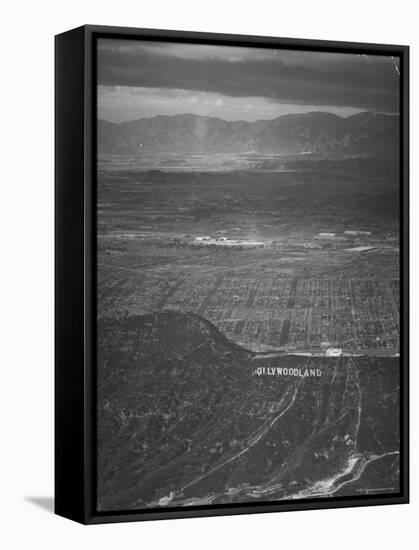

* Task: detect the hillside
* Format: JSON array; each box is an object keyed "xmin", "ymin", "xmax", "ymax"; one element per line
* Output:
[
  {"xmin": 98, "ymin": 111, "xmax": 399, "ymax": 158},
  {"xmin": 97, "ymin": 312, "xmax": 400, "ymax": 511}
]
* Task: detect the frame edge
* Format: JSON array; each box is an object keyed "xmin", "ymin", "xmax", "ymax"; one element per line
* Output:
[{"xmin": 55, "ymin": 25, "xmax": 89, "ymax": 525}]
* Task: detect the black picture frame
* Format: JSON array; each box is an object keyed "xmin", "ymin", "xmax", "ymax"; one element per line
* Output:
[{"xmin": 55, "ymin": 24, "xmax": 409, "ymax": 524}]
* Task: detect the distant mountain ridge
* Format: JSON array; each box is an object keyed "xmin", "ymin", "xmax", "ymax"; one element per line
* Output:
[{"xmin": 98, "ymin": 111, "xmax": 399, "ymax": 158}]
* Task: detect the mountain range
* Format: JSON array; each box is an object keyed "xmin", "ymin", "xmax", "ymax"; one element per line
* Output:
[{"xmin": 98, "ymin": 111, "xmax": 399, "ymax": 158}]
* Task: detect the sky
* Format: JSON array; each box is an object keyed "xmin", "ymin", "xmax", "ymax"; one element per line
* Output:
[{"xmin": 97, "ymin": 39, "xmax": 400, "ymax": 123}]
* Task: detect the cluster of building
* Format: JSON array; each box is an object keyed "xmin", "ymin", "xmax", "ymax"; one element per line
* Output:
[
  {"xmin": 193, "ymin": 235, "xmax": 268, "ymax": 248},
  {"xmin": 313, "ymin": 230, "xmax": 372, "ymax": 243},
  {"xmin": 159, "ymin": 274, "xmax": 399, "ymax": 354}
]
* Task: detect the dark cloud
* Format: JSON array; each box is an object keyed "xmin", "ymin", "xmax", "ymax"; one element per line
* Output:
[{"xmin": 97, "ymin": 39, "xmax": 399, "ymax": 113}]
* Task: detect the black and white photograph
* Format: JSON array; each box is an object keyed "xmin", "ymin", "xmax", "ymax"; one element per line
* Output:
[
  {"xmin": 95, "ymin": 37, "xmax": 403, "ymax": 512},
  {"xmin": 3, "ymin": 0, "xmax": 417, "ymax": 546}
]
